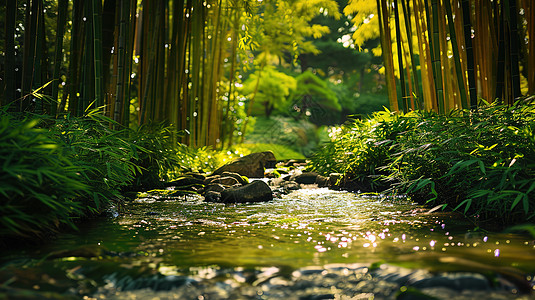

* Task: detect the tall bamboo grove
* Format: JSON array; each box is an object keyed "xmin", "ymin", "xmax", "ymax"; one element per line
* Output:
[
  {"xmin": 1, "ymin": 0, "xmax": 252, "ymax": 147},
  {"xmin": 349, "ymin": 0, "xmax": 533, "ymax": 113}
]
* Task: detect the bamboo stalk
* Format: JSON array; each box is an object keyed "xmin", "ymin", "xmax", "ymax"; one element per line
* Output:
[
  {"xmin": 461, "ymin": 0, "xmax": 477, "ymax": 107},
  {"xmin": 123, "ymin": 0, "xmax": 137, "ymax": 127},
  {"xmin": 506, "ymin": 0, "xmax": 522, "ymax": 101},
  {"xmin": 92, "ymin": 0, "xmax": 105, "ymax": 108},
  {"xmin": 437, "ymin": 0, "xmax": 454, "ymax": 111},
  {"xmin": 82, "ymin": 0, "xmax": 95, "ymax": 112},
  {"xmin": 34, "ymin": 1, "xmax": 46, "ymax": 114},
  {"xmin": 166, "ymin": 0, "xmax": 186, "ymax": 140},
  {"xmin": 393, "ymin": 0, "xmax": 408, "ymax": 112},
  {"xmin": 400, "ymin": 0, "xmax": 423, "ymax": 109},
  {"xmin": 223, "ymin": 4, "xmax": 240, "ymax": 148},
  {"xmin": 527, "ymin": 0, "xmax": 535, "ymax": 94},
  {"xmin": 413, "ymin": 0, "xmax": 435, "ymax": 111},
  {"xmin": 51, "ymin": 0, "xmax": 68, "ymax": 116},
  {"xmin": 495, "ymin": 1, "xmax": 506, "ymax": 102},
  {"xmin": 21, "ymin": 0, "xmax": 40, "ymax": 111},
  {"xmin": 429, "ymin": 0, "xmax": 444, "ymax": 113},
  {"xmin": 4, "ymin": 0, "xmax": 17, "ymax": 107},
  {"xmin": 102, "ymin": 0, "xmax": 117, "ymax": 110},
  {"xmin": 114, "ymin": 0, "xmax": 129, "ymax": 125},
  {"xmin": 444, "ymin": 0, "xmax": 468, "ymax": 109},
  {"xmin": 379, "ymin": 0, "xmax": 398, "ymax": 112}
]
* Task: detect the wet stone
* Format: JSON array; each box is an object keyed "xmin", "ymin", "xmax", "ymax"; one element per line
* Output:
[
  {"xmin": 411, "ymin": 272, "xmax": 491, "ymax": 290},
  {"xmin": 204, "ymin": 191, "xmax": 221, "ymax": 202},
  {"xmin": 204, "ymin": 176, "xmax": 241, "ymax": 186},
  {"xmin": 294, "ymin": 172, "xmax": 319, "ymax": 184},
  {"xmin": 204, "ymin": 183, "xmax": 228, "ymax": 193},
  {"xmin": 220, "ymin": 171, "xmax": 249, "ymax": 185}
]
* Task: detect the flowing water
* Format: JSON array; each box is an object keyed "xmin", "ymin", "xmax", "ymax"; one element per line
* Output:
[{"xmin": 1, "ymin": 186, "xmax": 535, "ymax": 299}]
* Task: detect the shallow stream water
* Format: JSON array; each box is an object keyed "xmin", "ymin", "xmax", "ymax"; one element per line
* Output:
[{"xmin": 1, "ymin": 186, "xmax": 535, "ymax": 299}]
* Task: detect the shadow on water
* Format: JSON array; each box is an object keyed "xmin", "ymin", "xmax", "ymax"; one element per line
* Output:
[{"xmin": 1, "ymin": 187, "xmax": 535, "ymax": 299}]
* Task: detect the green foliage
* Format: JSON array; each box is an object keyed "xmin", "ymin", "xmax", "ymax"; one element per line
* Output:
[
  {"xmin": 288, "ymin": 71, "xmax": 341, "ymax": 125},
  {"xmin": 0, "ymin": 112, "xmax": 87, "ymax": 238},
  {"xmin": 128, "ymin": 123, "xmax": 185, "ymax": 187},
  {"xmin": 310, "ymin": 100, "xmax": 535, "ymax": 226},
  {"xmin": 309, "ymin": 109, "xmax": 394, "ymax": 179},
  {"xmin": 0, "ymin": 108, "xmax": 180, "ymax": 240},
  {"xmin": 244, "ymin": 116, "xmax": 321, "ymax": 156},
  {"xmin": 242, "ymin": 66, "xmax": 297, "ymax": 117},
  {"xmin": 52, "ymin": 109, "xmax": 141, "ymax": 202},
  {"xmin": 237, "ymin": 143, "xmax": 306, "ymax": 160}
]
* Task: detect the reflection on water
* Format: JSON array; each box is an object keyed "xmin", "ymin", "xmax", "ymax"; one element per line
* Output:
[
  {"xmin": 2, "ymin": 187, "xmax": 535, "ymax": 298},
  {"xmin": 39, "ymin": 188, "xmax": 535, "ymax": 273}
]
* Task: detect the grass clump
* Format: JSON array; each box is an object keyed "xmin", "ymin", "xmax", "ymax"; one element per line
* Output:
[{"xmin": 310, "ymin": 99, "xmax": 535, "ymax": 226}]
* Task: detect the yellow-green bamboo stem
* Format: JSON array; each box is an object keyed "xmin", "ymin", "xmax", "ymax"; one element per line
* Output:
[{"xmin": 378, "ymin": 0, "xmax": 399, "ymax": 112}]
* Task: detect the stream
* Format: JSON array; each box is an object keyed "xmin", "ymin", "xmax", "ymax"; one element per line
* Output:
[{"xmin": 1, "ymin": 185, "xmax": 535, "ymax": 299}]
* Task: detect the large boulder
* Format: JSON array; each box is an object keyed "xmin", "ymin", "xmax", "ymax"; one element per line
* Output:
[
  {"xmin": 212, "ymin": 151, "xmax": 277, "ymax": 178},
  {"xmin": 220, "ymin": 180, "xmax": 273, "ymax": 203}
]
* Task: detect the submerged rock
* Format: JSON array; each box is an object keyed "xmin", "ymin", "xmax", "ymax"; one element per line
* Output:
[
  {"xmin": 220, "ymin": 180, "xmax": 273, "ymax": 203},
  {"xmin": 212, "ymin": 151, "xmax": 277, "ymax": 178},
  {"xmin": 204, "ymin": 191, "xmax": 221, "ymax": 202},
  {"xmin": 220, "ymin": 171, "xmax": 249, "ymax": 185},
  {"xmin": 204, "ymin": 183, "xmax": 228, "ymax": 194},
  {"xmin": 315, "ymin": 175, "xmax": 329, "ymax": 188},
  {"xmin": 294, "ymin": 172, "xmax": 319, "ymax": 184},
  {"xmin": 204, "ymin": 176, "xmax": 241, "ymax": 186}
]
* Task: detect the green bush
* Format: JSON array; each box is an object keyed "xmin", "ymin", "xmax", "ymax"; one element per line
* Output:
[
  {"xmin": 52, "ymin": 110, "xmax": 141, "ymax": 202},
  {"xmin": 244, "ymin": 116, "xmax": 320, "ymax": 156},
  {"xmin": 0, "ymin": 109, "xmax": 145, "ymax": 240},
  {"xmin": 309, "ymin": 109, "xmax": 395, "ymax": 179},
  {"xmin": 386, "ymin": 101, "xmax": 535, "ymax": 225},
  {"xmin": 0, "ymin": 113, "xmax": 88, "ymax": 238},
  {"xmin": 310, "ymin": 100, "xmax": 535, "ymax": 226},
  {"xmin": 236, "ymin": 143, "xmax": 305, "ymax": 160},
  {"xmin": 128, "ymin": 122, "xmax": 185, "ymax": 187}
]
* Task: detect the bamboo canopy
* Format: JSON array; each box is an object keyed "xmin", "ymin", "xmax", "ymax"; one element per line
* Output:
[
  {"xmin": 348, "ymin": 0, "xmax": 534, "ymax": 113},
  {"xmin": 2, "ymin": 0, "xmax": 533, "ymax": 144},
  {"xmin": 1, "ymin": 0, "xmax": 257, "ymax": 147},
  {"xmin": 1, "ymin": 0, "xmax": 339, "ymax": 147}
]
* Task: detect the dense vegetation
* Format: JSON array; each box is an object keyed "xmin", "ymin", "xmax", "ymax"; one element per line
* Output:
[
  {"xmin": 1, "ymin": 0, "xmax": 535, "ymax": 241},
  {"xmin": 310, "ymin": 97, "xmax": 535, "ymax": 226}
]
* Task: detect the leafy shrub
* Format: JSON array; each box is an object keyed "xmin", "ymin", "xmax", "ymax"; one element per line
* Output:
[
  {"xmin": 0, "ymin": 113, "xmax": 88, "ymax": 238},
  {"xmin": 128, "ymin": 122, "xmax": 185, "ymax": 187},
  {"xmin": 51, "ymin": 110, "xmax": 141, "ymax": 203},
  {"xmin": 310, "ymin": 99, "xmax": 535, "ymax": 226},
  {"xmin": 244, "ymin": 116, "xmax": 320, "ymax": 156},
  {"xmin": 309, "ymin": 109, "xmax": 396, "ymax": 179},
  {"xmin": 241, "ymin": 66, "xmax": 297, "ymax": 117},
  {"xmin": 236, "ymin": 143, "xmax": 305, "ymax": 160},
  {"xmin": 0, "ymin": 109, "xmax": 144, "ymax": 240},
  {"xmin": 287, "ymin": 71, "xmax": 341, "ymax": 125}
]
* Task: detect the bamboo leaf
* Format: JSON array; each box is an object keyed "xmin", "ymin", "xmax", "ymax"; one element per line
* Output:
[{"xmin": 454, "ymin": 198, "xmax": 472, "ymax": 214}]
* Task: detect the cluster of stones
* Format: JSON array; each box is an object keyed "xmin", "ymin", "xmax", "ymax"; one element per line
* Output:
[
  {"xmin": 201, "ymin": 151, "xmax": 277, "ymax": 203},
  {"xmin": 164, "ymin": 150, "xmax": 382, "ymax": 204}
]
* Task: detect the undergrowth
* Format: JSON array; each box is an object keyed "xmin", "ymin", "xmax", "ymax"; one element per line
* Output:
[
  {"xmin": 310, "ymin": 98, "xmax": 535, "ymax": 226},
  {"xmin": 0, "ymin": 108, "xmax": 236, "ymax": 241}
]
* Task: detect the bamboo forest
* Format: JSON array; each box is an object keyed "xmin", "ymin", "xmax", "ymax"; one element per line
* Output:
[{"xmin": 2, "ymin": 0, "xmax": 535, "ymax": 299}]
